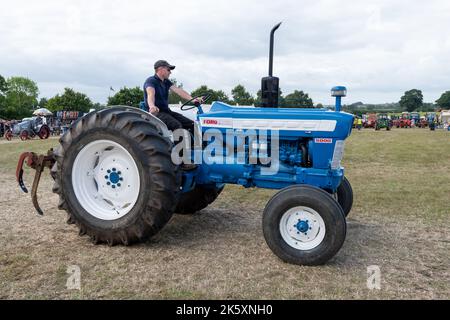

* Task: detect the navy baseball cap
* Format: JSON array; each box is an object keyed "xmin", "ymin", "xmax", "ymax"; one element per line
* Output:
[{"xmin": 154, "ymin": 60, "xmax": 176, "ymax": 70}]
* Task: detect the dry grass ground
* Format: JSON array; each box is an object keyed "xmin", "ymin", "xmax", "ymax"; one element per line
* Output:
[{"xmin": 0, "ymin": 129, "xmax": 449, "ymax": 300}]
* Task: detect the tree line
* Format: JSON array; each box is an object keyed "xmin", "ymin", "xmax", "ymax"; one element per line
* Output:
[
  {"xmin": 344, "ymin": 89, "xmax": 450, "ymax": 115},
  {"xmin": 1, "ymin": 74, "xmax": 450, "ymax": 120},
  {"xmin": 108, "ymin": 80, "xmax": 315, "ymax": 109}
]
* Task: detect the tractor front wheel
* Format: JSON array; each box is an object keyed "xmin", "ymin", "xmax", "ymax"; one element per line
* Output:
[
  {"xmin": 263, "ymin": 185, "xmax": 346, "ymax": 265},
  {"xmin": 51, "ymin": 108, "xmax": 180, "ymax": 245},
  {"xmin": 5, "ymin": 129, "xmax": 12, "ymax": 141}
]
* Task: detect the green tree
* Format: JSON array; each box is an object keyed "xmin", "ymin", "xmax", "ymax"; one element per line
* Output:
[
  {"xmin": 38, "ymin": 97, "xmax": 48, "ymax": 108},
  {"xmin": 436, "ymin": 91, "xmax": 450, "ymax": 109},
  {"xmin": 215, "ymin": 90, "xmax": 232, "ymax": 104},
  {"xmin": 419, "ymin": 102, "xmax": 437, "ymax": 112},
  {"xmin": 168, "ymin": 78, "xmax": 184, "ymax": 104},
  {"xmin": 2, "ymin": 76, "xmax": 39, "ymax": 119},
  {"xmin": 47, "ymin": 88, "xmax": 93, "ymax": 112},
  {"xmin": 107, "ymin": 86, "xmax": 144, "ymax": 108},
  {"xmin": 0, "ymin": 75, "xmax": 6, "ymax": 118},
  {"xmin": 399, "ymin": 89, "xmax": 423, "ymax": 112},
  {"xmin": 284, "ymin": 90, "xmax": 314, "ymax": 108},
  {"xmin": 92, "ymin": 102, "xmax": 105, "ymax": 110},
  {"xmin": 191, "ymin": 85, "xmax": 232, "ymax": 104},
  {"xmin": 0, "ymin": 75, "xmax": 7, "ymax": 94},
  {"xmin": 231, "ymin": 84, "xmax": 254, "ymax": 106}
]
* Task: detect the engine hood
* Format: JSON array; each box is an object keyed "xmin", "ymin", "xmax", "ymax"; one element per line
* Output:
[{"xmin": 198, "ymin": 102, "xmax": 354, "ymax": 139}]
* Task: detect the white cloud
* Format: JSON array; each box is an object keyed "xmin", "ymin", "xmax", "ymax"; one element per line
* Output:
[{"xmin": 1, "ymin": 0, "xmax": 450, "ymax": 104}]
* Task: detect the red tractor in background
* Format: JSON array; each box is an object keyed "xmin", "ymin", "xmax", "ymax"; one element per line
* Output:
[
  {"xmin": 363, "ymin": 113, "xmax": 377, "ymax": 128},
  {"xmin": 393, "ymin": 112, "xmax": 412, "ymax": 128},
  {"xmin": 417, "ymin": 116, "xmax": 428, "ymax": 128}
]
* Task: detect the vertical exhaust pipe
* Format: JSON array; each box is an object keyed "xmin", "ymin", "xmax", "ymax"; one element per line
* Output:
[
  {"xmin": 261, "ymin": 22, "xmax": 282, "ymax": 108},
  {"xmin": 269, "ymin": 22, "xmax": 282, "ymax": 77}
]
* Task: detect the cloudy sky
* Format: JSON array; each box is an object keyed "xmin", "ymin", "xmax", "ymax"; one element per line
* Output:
[{"xmin": 1, "ymin": 0, "xmax": 450, "ymax": 105}]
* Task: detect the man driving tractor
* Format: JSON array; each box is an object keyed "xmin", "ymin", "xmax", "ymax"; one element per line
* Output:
[{"xmin": 143, "ymin": 60, "xmax": 203, "ymax": 132}]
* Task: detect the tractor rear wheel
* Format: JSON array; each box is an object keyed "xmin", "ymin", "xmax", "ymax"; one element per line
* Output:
[
  {"xmin": 20, "ymin": 131, "xmax": 29, "ymax": 141},
  {"xmin": 334, "ymin": 177, "xmax": 353, "ymax": 217},
  {"xmin": 263, "ymin": 185, "xmax": 346, "ymax": 265},
  {"xmin": 175, "ymin": 184, "xmax": 224, "ymax": 214},
  {"xmin": 51, "ymin": 107, "xmax": 180, "ymax": 245},
  {"xmin": 38, "ymin": 125, "xmax": 50, "ymax": 139}
]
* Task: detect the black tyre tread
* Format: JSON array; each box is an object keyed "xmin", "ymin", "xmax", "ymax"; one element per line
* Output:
[
  {"xmin": 175, "ymin": 185, "xmax": 224, "ymax": 214},
  {"xmin": 263, "ymin": 185, "xmax": 346, "ymax": 266},
  {"xmin": 51, "ymin": 107, "xmax": 180, "ymax": 246},
  {"xmin": 336, "ymin": 177, "xmax": 353, "ymax": 217}
]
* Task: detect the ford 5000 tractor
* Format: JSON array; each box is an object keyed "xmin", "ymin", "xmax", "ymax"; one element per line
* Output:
[{"xmin": 17, "ymin": 23, "xmax": 354, "ymax": 265}]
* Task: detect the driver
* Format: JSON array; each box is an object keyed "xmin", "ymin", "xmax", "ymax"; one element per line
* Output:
[{"xmin": 143, "ymin": 60, "xmax": 203, "ymax": 132}]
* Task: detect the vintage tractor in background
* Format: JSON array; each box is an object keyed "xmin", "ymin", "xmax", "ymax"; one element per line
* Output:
[
  {"xmin": 15, "ymin": 23, "xmax": 354, "ymax": 266},
  {"xmin": 410, "ymin": 112, "xmax": 420, "ymax": 127},
  {"xmin": 5, "ymin": 117, "xmax": 50, "ymax": 141},
  {"xmin": 427, "ymin": 112, "xmax": 437, "ymax": 130},
  {"xmin": 363, "ymin": 113, "xmax": 377, "ymax": 128},
  {"xmin": 375, "ymin": 113, "xmax": 392, "ymax": 131},
  {"xmin": 417, "ymin": 116, "xmax": 428, "ymax": 128},
  {"xmin": 398, "ymin": 112, "xmax": 412, "ymax": 128}
]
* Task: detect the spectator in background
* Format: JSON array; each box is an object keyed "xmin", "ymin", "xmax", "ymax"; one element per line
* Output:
[{"xmin": 357, "ymin": 117, "xmax": 362, "ymax": 131}]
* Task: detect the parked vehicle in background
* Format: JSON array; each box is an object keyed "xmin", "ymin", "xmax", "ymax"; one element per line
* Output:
[
  {"xmin": 395, "ymin": 112, "xmax": 412, "ymax": 128},
  {"xmin": 364, "ymin": 113, "xmax": 377, "ymax": 128},
  {"xmin": 5, "ymin": 116, "xmax": 50, "ymax": 141},
  {"xmin": 427, "ymin": 112, "xmax": 437, "ymax": 131},
  {"xmin": 375, "ymin": 113, "xmax": 392, "ymax": 131},
  {"xmin": 410, "ymin": 112, "xmax": 420, "ymax": 127},
  {"xmin": 417, "ymin": 116, "xmax": 428, "ymax": 128},
  {"xmin": 440, "ymin": 110, "xmax": 450, "ymax": 129}
]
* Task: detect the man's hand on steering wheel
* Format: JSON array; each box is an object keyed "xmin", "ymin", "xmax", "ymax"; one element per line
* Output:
[
  {"xmin": 193, "ymin": 96, "xmax": 204, "ymax": 105},
  {"xmin": 181, "ymin": 94, "xmax": 211, "ymax": 111}
]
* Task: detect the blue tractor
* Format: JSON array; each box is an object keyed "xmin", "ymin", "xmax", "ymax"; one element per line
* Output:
[{"xmin": 16, "ymin": 24, "xmax": 354, "ymax": 265}]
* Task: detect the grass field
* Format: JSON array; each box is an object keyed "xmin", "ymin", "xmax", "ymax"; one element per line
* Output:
[{"xmin": 0, "ymin": 129, "xmax": 449, "ymax": 299}]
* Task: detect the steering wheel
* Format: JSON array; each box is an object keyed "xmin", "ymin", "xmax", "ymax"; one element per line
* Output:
[{"xmin": 180, "ymin": 94, "xmax": 211, "ymax": 111}]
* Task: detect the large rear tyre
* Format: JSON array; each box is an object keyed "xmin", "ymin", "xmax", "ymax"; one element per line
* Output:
[
  {"xmin": 51, "ymin": 107, "xmax": 180, "ymax": 245},
  {"xmin": 20, "ymin": 130, "xmax": 29, "ymax": 141},
  {"xmin": 38, "ymin": 125, "xmax": 50, "ymax": 139},
  {"xmin": 263, "ymin": 185, "xmax": 346, "ymax": 266},
  {"xmin": 175, "ymin": 184, "xmax": 224, "ymax": 214},
  {"xmin": 334, "ymin": 177, "xmax": 353, "ymax": 217}
]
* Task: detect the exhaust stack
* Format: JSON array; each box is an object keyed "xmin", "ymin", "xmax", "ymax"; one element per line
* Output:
[{"xmin": 261, "ymin": 22, "xmax": 282, "ymax": 108}]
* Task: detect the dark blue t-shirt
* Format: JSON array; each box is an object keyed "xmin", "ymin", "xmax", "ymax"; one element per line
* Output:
[{"xmin": 143, "ymin": 75, "xmax": 173, "ymax": 112}]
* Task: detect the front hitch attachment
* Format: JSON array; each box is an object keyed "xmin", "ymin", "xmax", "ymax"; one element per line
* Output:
[{"xmin": 16, "ymin": 149, "xmax": 56, "ymax": 215}]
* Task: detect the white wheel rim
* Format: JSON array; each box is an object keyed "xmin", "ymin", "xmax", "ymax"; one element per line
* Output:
[
  {"xmin": 72, "ymin": 140, "xmax": 140, "ymax": 220},
  {"xmin": 279, "ymin": 206, "xmax": 326, "ymax": 251}
]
